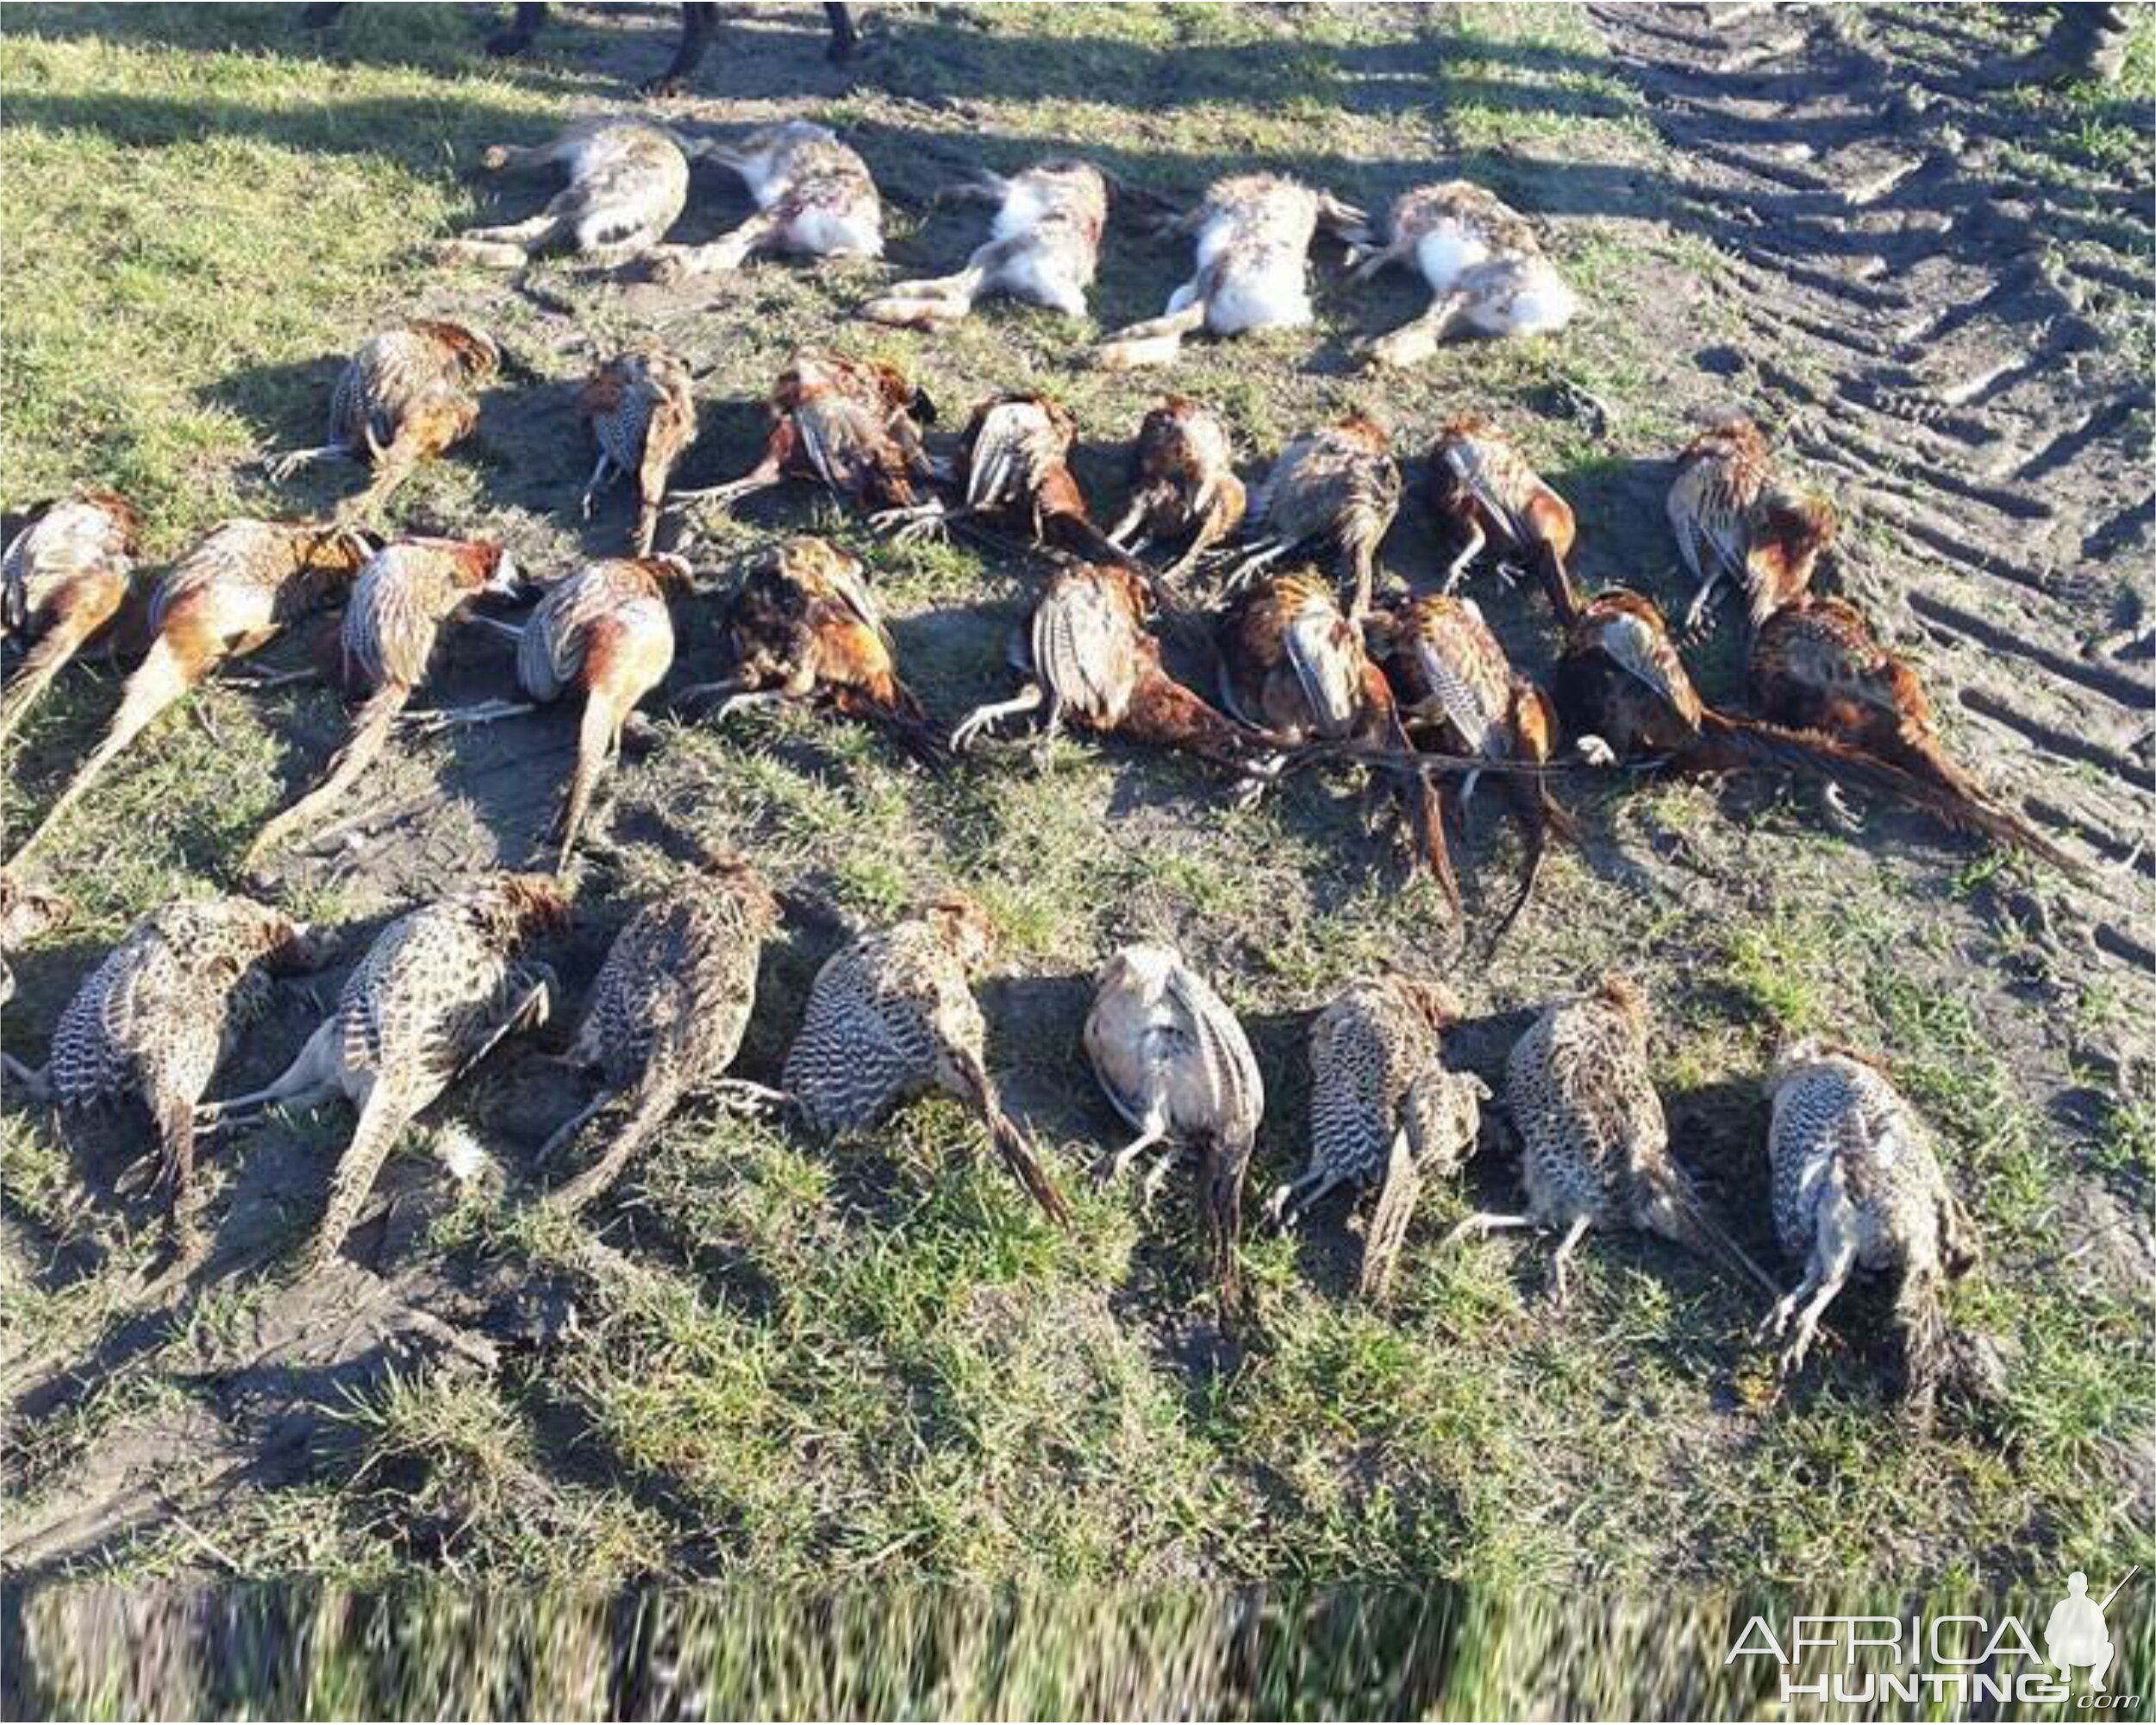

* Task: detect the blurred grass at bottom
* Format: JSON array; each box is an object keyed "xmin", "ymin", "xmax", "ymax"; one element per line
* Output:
[{"xmin": 9, "ymin": 1584, "xmax": 2153, "ymax": 1720}]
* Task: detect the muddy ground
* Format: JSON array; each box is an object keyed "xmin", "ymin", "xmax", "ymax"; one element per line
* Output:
[{"xmin": 1, "ymin": 3, "xmax": 2150, "ymax": 1609}]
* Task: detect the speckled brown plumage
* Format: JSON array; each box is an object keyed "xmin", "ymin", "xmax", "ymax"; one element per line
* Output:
[
  {"xmin": 1425, "ymin": 416, "xmax": 1576, "ymax": 597},
  {"xmin": 205, "ymin": 874, "xmax": 566, "ymax": 1271},
  {"xmin": 782, "ymin": 897, "xmax": 1067, "ymax": 1223},
  {"xmin": 1762, "ymin": 1038, "xmax": 1982, "ymax": 1420},
  {"xmin": 269, "ymin": 321, "xmax": 497, "ymax": 519},
  {"xmin": 1272, "ymin": 974, "xmax": 1488, "ymax": 1303},
  {"xmin": 1667, "ymin": 417, "xmax": 1834, "ymax": 639},
  {"xmin": 41, "ymin": 896, "xmax": 316, "ymax": 1254},
  {"xmin": 1224, "ymin": 417, "xmax": 1401, "ymax": 619},
  {"xmin": 1448, "ymin": 973, "xmax": 1772, "ymax": 1302},
  {"xmin": 543, "ymin": 853, "xmax": 779, "ymax": 1214}
]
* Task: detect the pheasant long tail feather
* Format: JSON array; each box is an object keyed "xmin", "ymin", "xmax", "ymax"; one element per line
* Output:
[
  {"xmin": 1488, "ymin": 776, "xmax": 1573, "ymax": 950},
  {"xmin": 1202, "ymin": 1132, "xmax": 1252, "ymax": 1329},
  {"xmin": 1693, "ymin": 713, "xmax": 2090, "ymax": 879},
  {"xmin": 547, "ymin": 1071, "xmax": 684, "ymax": 1216},
  {"xmin": 309, "ymin": 1082, "xmax": 409, "ymax": 1272},
  {"xmin": 1356, "ymin": 1136, "xmax": 1424, "ymax": 1304},
  {"xmin": 245, "ymin": 679, "xmax": 412, "ymax": 869},
  {"xmin": 1658, "ymin": 1167, "xmax": 1778, "ymax": 1296},
  {"xmin": 0, "ymin": 612, "xmax": 102, "ymax": 747},
  {"xmin": 1534, "ymin": 540, "xmax": 1582, "ymax": 628},
  {"xmin": 1893, "ymin": 1266, "xmax": 1951, "ymax": 1430},
  {"xmin": 948, "ymin": 1043, "xmax": 1070, "ymax": 1226},
  {"xmin": 555, "ymin": 692, "xmax": 622, "ymax": 872},
  {"xmin": 153, "ymin": 1085, "xmax": 206, "ymax": 1252},
  {"xmin": 10, "ymin": 636, "xmax": 194, "ymax": 864}
]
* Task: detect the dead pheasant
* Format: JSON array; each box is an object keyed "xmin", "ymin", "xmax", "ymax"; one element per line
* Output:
[
  {"xmin": 673, "ymin": 349, "xmax": 934, "ymax": 521},
  {"xmin": 947, "ymin": 560, "xmax": 1271, "ymax": 791},
  {"xmin": 1271, "ymin": 975, "xmax": 1488, "ymax": 1303},
  {"xmin": 441, "ymin": 116, "xmax": 690, "ymax": 268},
  {"xmin": 1426, "ymin": 416, "xmax": 1576, "ymax": 597},
  {"xmin": 875, "ymin": 392, "xmax": 1131, "ymax": 571},
  {"xmin": 521, "ymin": 557, "xmax": 686, "ymax": 871},
  {"xmin": 202, "ymin": 873, "xmax": 566, "ymax": 1271},
  {"xmin": 1447, "ymin": 972, "xmax": 1772, "ymax": 1303},
  {"xmin": 1371, "ymin": 592, "xmax": 1571, "ymax": 940},
  {"xmin": 1219, "ymin": 570, "xmax": 1452, "ymax": 890},
  {"xmin": 242, "ymin": 535, "xmax": 521, "ymax": 871},
  {"xmin": 1347, "ymin": 182, "xmax": 1577, "ymax": 368},
  {"xmin": 1550, "ymin": 578, "xmax": 2084, "ymax": 863},
  {"xmin": 683, "ymin": 536, "xmax": 940, "ymax": 759},
  {"xmin": 9, "ymin": 519, "xmax": 375, "ymax": 865},
  {"xmin": 1760, "ymin": 1038, "xmax": 1984, "ymax": 1422},
  {"xmin": 1084, "ymin": 941, "xmax": 1263, "ymax": 1322},
  {"xmin": 266, "ymin": 320, "xmax": 498, "ymax": 519},
  {"xmin": 0, "ymin": 488, "xmax": 141, "ymax": 747},
  {"xmin": 1667, "ymin": 418, "xmax": 1835, "ymax": 639},
  {"xmin": 1220, "ymin": 417, "xmax": 1401, "ymax": 620},
  {"xmin": 1105, "ymin": 397, "xmax": 1247, "ymax": 584},
  {"xmin": 1097, "ymin": 174, "xmax": 1365, "ymax": 369},
  {"xmin": 1748, "ymin": 593, "xmax": 2085, "ymax": 875},
  {"xmin": 782, "ymin": 895, "xmax": 1069, "ymax": 1224},
  {"xmin": 652, "ymin": 120, "xmax": 883, "ymax": 281},
  {"xmin": 578, "ymin": 346, "xmax": 696, "ymax": 558},
  {"xmin": 30, "ymin": 896, "xmax": 318, "ymax": 1257},
  {"xmin": 541, "ymin": 851, "xmax": 782, "ymax": 1214},
  {"xmin": 860, "ymin": 159, "xmax": 1107, "ymax": 328}
]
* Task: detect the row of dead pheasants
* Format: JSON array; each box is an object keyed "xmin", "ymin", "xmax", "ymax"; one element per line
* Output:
[{"xmin": 1, "ymin": 122, "xmax": 2065, "ymax": 1416}]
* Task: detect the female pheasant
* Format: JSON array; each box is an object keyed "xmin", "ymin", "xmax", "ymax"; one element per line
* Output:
[
  {"xmin": 782, "ymin": 896, "xmax": 1068, "ymax": 1223},
  {"xmin": 1106, "ymin": 397, "xmax": 1247, "ymax": 586},
  {"xmin": 1221, "ymin": 417, "xmax": 1401, "ymax": 620},
  {"xmin": 578, "ymin": 347, "xmax": 697, "ymax": 557},
  {"xmin": 1084, "ymin": 942, "xmax": 1264, "ymax": 1322},
  {"xmin": 1447, "ymin": 973, "xmax": 1772, "ymax": 1303},
  {"xmin": 861, "ymin": 159, "xmax": 1106, "ymax": 328},
  {"xmin": 243, "ymin": 535, "xmax": 521, "ymax": 870},
  {"xmin": 1759, "ymin": 1039, "xmax": 1983, "ymax": 1422},
  {"xmin": 203, "ymin": 873, "xmax": 566, "ymax": 1271},
  {"xmin": 10, "ymin": 519, "xmax": 374, "ymax": 865},
  {"xmin": 1271, "ymin": 975, "xmax": 1488, "ymax": 1303},
  {"xmin": 1666, "ymin": 418, "xmax": 1835, "ymax": 639},
  {"xmin": 0, "ymin": 488, "xmax": 142, "ymax": 747},
  {"xmin": 32, "ymin": 896, "xmax": 318, "ymax": 1259},
  {"xmin": 266, "ymin": 320, "xmax": 499, "ymax": 519},
  {"xmin": 541, "ymin": 850, "xmax": 782, "ymax": 1214}
]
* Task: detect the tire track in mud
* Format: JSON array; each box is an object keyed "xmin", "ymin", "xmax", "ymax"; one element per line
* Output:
[{"xmin": 1590, "ymin": 3, "xmax": 2153, "ymax": 934}]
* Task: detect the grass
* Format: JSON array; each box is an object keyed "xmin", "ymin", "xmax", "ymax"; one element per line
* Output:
[{"xmin": 1, "ymin": 0, "xmax": 2152, "ymax": 1651}]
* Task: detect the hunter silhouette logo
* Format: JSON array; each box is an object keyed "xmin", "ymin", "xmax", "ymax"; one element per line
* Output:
[{"xmin": 2048, "ymin": 1568, "xmax": 2134, "ymax": 1694}]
